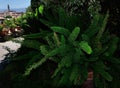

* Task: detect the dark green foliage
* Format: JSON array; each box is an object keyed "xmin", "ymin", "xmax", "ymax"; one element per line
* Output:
[
  {"xmin": 31, "ymin": 0, "xmax": 41, "ymax": 12},
  {"xmin": 0, "ymin": 0, "xmax": 120, "ymax": 88},
  {"xmin": 50, "ymin": 26, "xmax": 70, "ymax": 37},
  {"xmin": 21, "ymin": 12, "xmax": 119, "ymax": 87}
]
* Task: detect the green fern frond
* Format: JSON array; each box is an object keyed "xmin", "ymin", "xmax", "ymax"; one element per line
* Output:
[
  {"xmin": 61, "ymin": 35, "xmax": 66, "ymax": 44},
  {"xmin": 40, "ymin": 45, "xmax": 49, "ymax": 55},
  {"xmin": 58, "ymin": 7, "xmax": 67, "ymax": 27},
  {"xmin": 23, "ymin": 31, "xmax": 50, "ymax": 39},
  {"xmin": 73, "ymin": 48, "xmax": 83, "ymax": 63},
  {"xmin": 46, "ymin": 45, "xmax": 67, "ymax": 57},
  {"xmin": 94, "ymin": 74, "xmax": 103, "ymax": 88},
  {"xmin": 79, "ymin": 65, "xmax": 88, "ymax": 85},
  {"xmin": 68, "ymin": 27, "xmax": 80, "ymax": 42},
  {"xmin": 22, "ymin": 39, "xmax": 41, "ymax": 50},
  {"xmin": 79, "ymin": 41, "xmax": 92, "ymax": 54},
  {"xmin": 26, "ymin": 53, "xmax": 42, "ymax": 68},
  {"xmin": 52, "ymin": 52, "xmax": 73, "ymax": 78},
  {"xmin": 59, "ymin": 55, "xmax": 73, "ymax": 68},
  {"xmin": 96, "ymin": 12, "xmax": 109, "ymax": 41},
  {"xmin": 100, "ymin": 70, "xmax": 113, "ymax": 81},
  {"xmin": 24, "ymin": 45, "xmax": 66, "ymax": 76},
  {"xmin": 52, "ymin": 66, "xmax": 62, "ymax": 78},
  {"xmin": 50, "ymin": 26, "xmax": 70, "ymax": 37},
  {"xmin": 84, "ymin": 13, "xmax": 101, "ymax": 38},
  {"xmin": 58, "ymin": 68, "xmax": 71, "ymax": 86},
  {"xmin": 24, "ymin": 57, "xmax": 47, "ymax": 76},
  {"xmin": 70, "ymin": 64, "xmax": 80, "ymax": 85},
  {"xmin": 53, "ymin": 32, "xmax": 61, "ymax": 46},
  {"xmin": 107, "ymin": 36, "xmax": 119, "ymax": 56},
  {"xmin": 93, "ymin": 61, "xmax": 113, "ymax": 81},
  {"xmin": 45, "ymin": 36, "xmax": 55, "ymax": 48}
]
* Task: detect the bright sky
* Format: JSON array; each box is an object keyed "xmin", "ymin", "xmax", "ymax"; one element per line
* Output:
[{"xmin": 0, "ymin": 0, "xmax": 31, "ymax": 9}]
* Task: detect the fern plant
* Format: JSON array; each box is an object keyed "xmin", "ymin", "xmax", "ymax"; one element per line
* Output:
[
  {"xmin": 1, "ymin": 1, "xmax": 120, "ymax": 88},
  {"xmin": 22, "ymin": 10, "xmax": 120, "ymax": 87}
]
